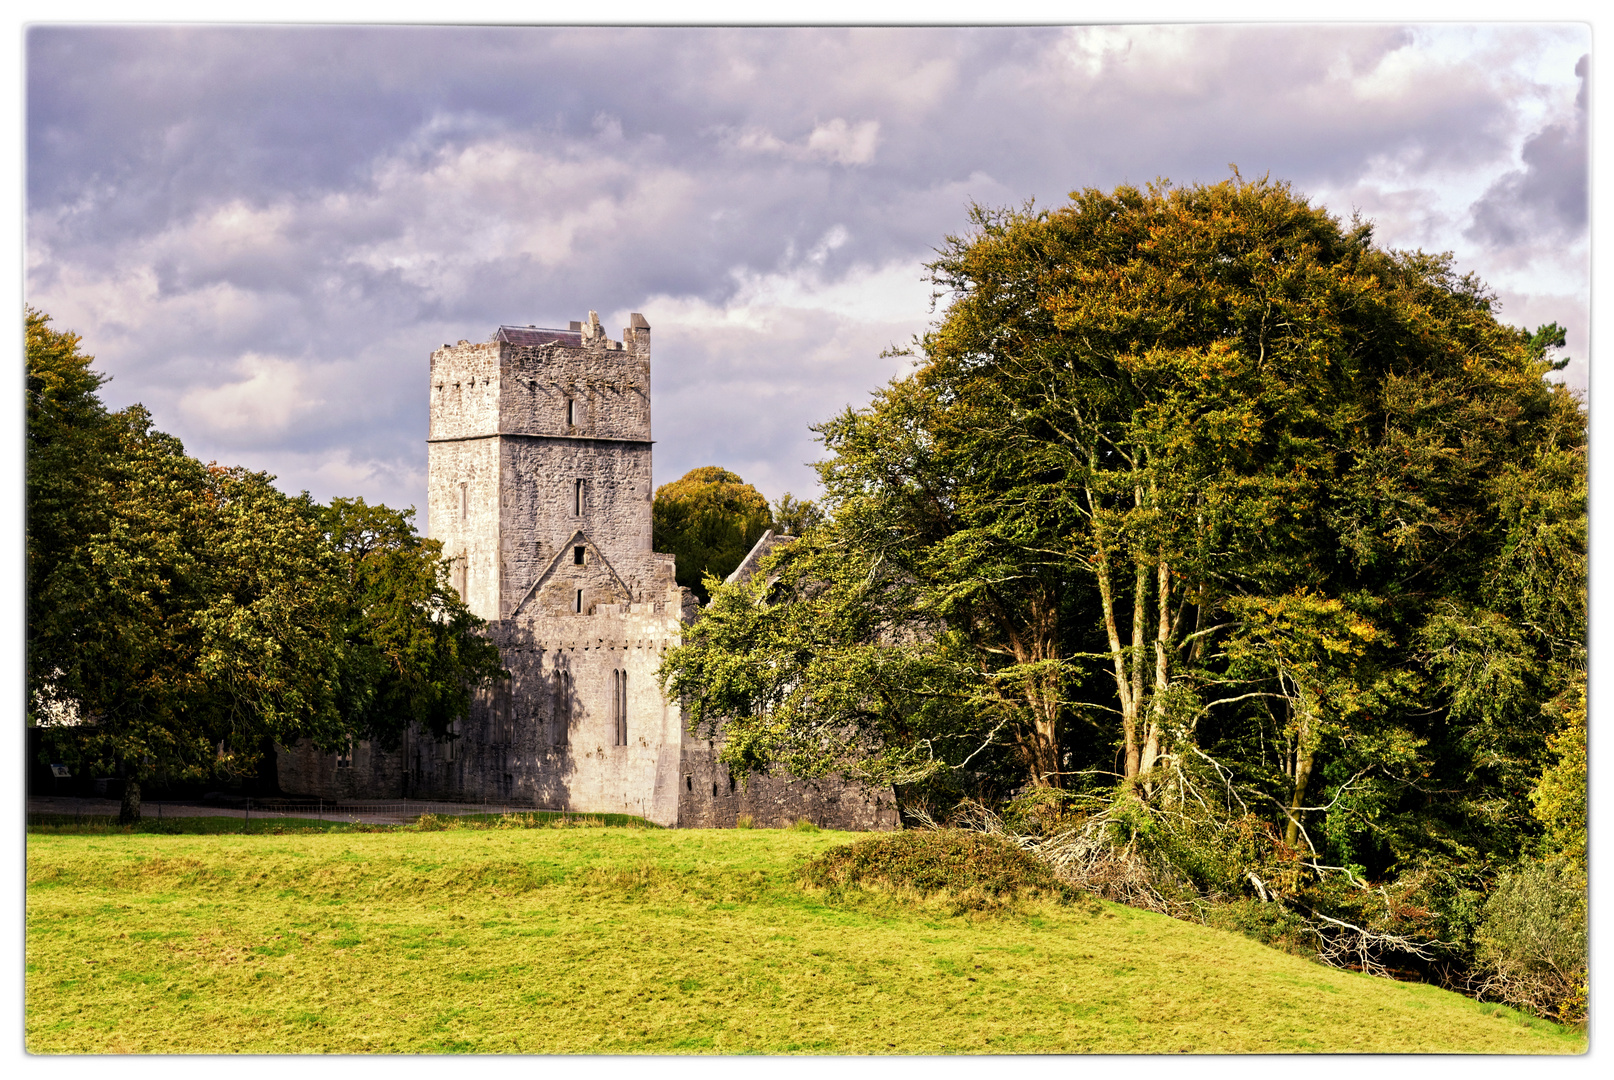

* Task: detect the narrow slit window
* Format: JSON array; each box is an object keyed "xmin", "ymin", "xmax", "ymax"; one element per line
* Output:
[
  {"xmin": 611, "ymin": 669, "xmax": 620, "ymax": 746},
  {"xmin": 574, "ymin": 545, "xmax": 585, "ymax": 565},
  {"xmin": 574, "ymin": 479, "xmax": 583, "ymax": 515},
  {"xmin": 566, "ymin": 398, "xmax": 575, "ymax": 426},
  {"xmin": 459, "ymin": 483, "xmax": 468, "ymax": 521},
  {"xmin": 576, "ymin": 588, "xmax": 583, "ymax": 614},
  {"xmin": 618, "ymin": 670, "xmax": 629, "ymax": 745},
  {"xmin": 555, "ymin": 670, "xmax": 571, "ymax": 746}
]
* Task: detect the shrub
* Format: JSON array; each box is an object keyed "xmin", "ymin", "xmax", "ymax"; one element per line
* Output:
[
  {"xmin": 801, "ymin": 828, "xmax": 1075, "ymax": 906},
  {"xmin": 735, "ymin": 814, "xmax": 756, "ymax": 829},
  {"xmin": 788, "ymin": 818, "xmax": 820, "ymax": 833},
  {"xmin": 1201, "ymin": 898, "xmax": 1318, "ymax": 961},
  {"xmin": 1471, "ymin": 859, "xmax": 1587, "ymax": 1024}
]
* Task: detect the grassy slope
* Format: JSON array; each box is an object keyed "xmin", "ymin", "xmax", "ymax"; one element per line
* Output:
[{"xmin": 25, "ymin": 826, "xmax": 1583, "ymax": 1054}]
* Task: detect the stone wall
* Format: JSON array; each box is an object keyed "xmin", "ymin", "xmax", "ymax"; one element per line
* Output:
[
  {"xmin": 275, "ymin": 737, "xmax": 407, "ymax": 800},
  {"xmin": 391, "ymin": 598, "xmax": 686, "ymax": 824},
  {"xmin": 675, "ymin": 735, "xmax": 900, "ymax": 831},
  {"xmin": 426, "ymin": 435, "xmax": 503, "ymax": 620},
  {"xmin": 500, "ymin": 438, "xmax": 658, "ymax": 618}
]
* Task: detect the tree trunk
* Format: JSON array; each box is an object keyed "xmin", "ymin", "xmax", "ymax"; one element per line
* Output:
[
  {"xmin": 1010, "ymin": 592, "xmax": 1063, "ymax": 788},
  {"xmin": 1094, "ymin": 542, "xmax": 1138, "ymax": 779},
  {"xmin": 1284, "ymin": 713, "xmax": 1314, "ymax": 849},
  {"xmin": 119, "ymin": 776, "xmax": 142, "ymax": 824},
  {"xmin": 1138, "ymin": 557, "xmax": 1173, "ymax": 784}
]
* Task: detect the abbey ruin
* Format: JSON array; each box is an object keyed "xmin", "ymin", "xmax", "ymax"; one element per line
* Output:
[{"xmin": 276, "ymin": 312, "xmax": 897, "ymax": 830}]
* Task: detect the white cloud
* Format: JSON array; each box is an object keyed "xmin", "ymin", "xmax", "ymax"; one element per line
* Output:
[
  {"xmin": 178, "ymin": 354, "xmax": 321, "ymax": 437},
  {"xmin": 803, "ymin": 119, "xmax": 880, "ymax": 166},
  {"xmin": 723, "ymin": 117, "xmax": 881, "ymax": 166},
  {"xmin": 1059, "ymin": 26, "xmax": 1133, "ymax": 79}
]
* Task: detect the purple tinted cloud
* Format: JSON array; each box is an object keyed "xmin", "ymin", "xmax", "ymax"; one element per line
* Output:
[
  {"xmin": 1467, "ymin": 54, "xmax": 1589, "ymax": 247},
  {"xmin": 26, "ymin": 25, "xmax": 1590, "ymax": 515}
]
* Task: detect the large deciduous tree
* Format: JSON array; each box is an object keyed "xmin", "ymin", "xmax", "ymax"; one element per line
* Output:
[
  {"xmin": 320, "ymin": 497, "xmax": 505, "ymax": 749},
  {"xmin": 661, "ymin": 176, "xmax": 1584, "ymax": 882},
  {"xmin": 27, "ymin": 310, "xmax": 505, "ymax": 820}
]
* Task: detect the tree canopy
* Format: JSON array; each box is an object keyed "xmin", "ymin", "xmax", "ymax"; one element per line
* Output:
[
  {"xmin": 26, "ymin": 309, "xmax": 503, "ymax": 818},
  {"xmin": 661, "ymin": 176, "xmax": 1586, "ymax": 894},
  {"xmin": 652, "ymin": 466, "xmax": 775, "ymax": 601}
]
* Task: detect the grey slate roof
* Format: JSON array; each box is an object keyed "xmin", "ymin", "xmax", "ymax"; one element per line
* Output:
[{"xmin": 495, "ymin": 325, "xmax": 584, "ymax": 347}]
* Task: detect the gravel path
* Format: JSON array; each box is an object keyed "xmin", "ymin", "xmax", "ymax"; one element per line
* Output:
[{"xmin": 26, "ymin": 796, "xmax": 554, "ymax": 825}]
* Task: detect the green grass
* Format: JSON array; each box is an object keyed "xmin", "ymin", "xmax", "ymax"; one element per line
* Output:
[
  {"xmin": 25, "ymin": 826, "xmax": 1585, "ymax": 1054},
  {"xmin": 25, "ymin": 809, "xmax": 653, "ymax": 835}
]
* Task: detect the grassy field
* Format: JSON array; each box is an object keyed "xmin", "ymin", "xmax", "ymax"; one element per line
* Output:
[{"xmin": 25, "ymin": 822, "xmax": 1585, "ymax": 1054}]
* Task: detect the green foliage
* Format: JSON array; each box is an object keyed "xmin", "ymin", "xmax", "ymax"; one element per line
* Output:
[
  {"xmin": 1472, "ymin": 859, "xmax": 1587, "ymax": 1024},
  {"xmin": 320, "ymin": 497, "xmax": 505, "ymax": 747},
  {"xmin": 661, "ymin": 529, "xmax": 986, "ymax": 790},
  {"xmin": 662, "ymin": 174, "xmax": 1585, "ymax": 920},
  {"xmin": 801, "ymin": 829, "xmax": 1073, "ymax": 903},
  {"xmin": 26, "ymin": 309, "xmax": 504, "ymax": 809},
  {"xmin": 31, "ymin": 393, "xmax": 349, "ymax": 790},
  {"xmin": 652, "ymin": 466, "xmax": 774, "ymax": 601},
  {"xmin": 770, "ymin": 492, "xmax": 824, "ymax": 536},
  {"xmin": 1200, "ymin": 899, "xmax": 1319, "ymax": 962},
  {"xmin": 1530, "ymin": 681, "xmax": 1586, "ymax": 867}
]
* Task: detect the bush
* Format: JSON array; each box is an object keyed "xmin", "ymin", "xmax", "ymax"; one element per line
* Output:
[
  {"xmin": 1201, "ymin": 898, "xmax": 1318, "ymax": 961},
  {"xmin": 801, "ymin": 828, "xmax": 1075, "ymax": 907},
  {"xmin": 1471, "ymin": 859, "xmax": 1587, "ymax": 1024}
]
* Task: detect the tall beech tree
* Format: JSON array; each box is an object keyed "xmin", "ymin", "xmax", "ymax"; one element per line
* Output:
[{"xmin": 662, "ymin": 175, "xmax": 1584, "ymax": 878}]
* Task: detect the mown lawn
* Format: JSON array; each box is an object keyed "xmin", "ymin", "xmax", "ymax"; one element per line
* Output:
[{"xmin": 25, "ymin": 824, "xmax": 1585, "ymax": 1054}]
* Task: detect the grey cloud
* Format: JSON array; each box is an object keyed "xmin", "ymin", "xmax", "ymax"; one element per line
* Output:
[
  {"xmin": 26, "ymin": 25, "xmax": 1589, "ymax": 513},
  {"xmin": 1466, "ymin": 54, "xmax": 1589, "ymax": 248}
]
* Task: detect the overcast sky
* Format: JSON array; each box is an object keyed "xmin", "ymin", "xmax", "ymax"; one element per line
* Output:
[{"xmin": 25, "ymin": 23, "xmax": 1590, "ymax": 528}]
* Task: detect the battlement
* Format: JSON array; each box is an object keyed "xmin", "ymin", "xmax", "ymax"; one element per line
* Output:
[{"xmin": 429, "ymin": 312, "xmax": 651, "ymax": 445}]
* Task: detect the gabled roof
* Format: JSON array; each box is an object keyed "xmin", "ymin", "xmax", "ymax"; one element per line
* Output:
[
  {"xmin": 725, "ymin": 529, "xmax": 797, "ymax": 587},
  {"xmin": 496, "ymin": 325, "xmax": 583, "ymax": 348}
]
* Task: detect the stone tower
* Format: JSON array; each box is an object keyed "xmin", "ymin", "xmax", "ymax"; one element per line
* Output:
[
  {"xmin": 426, "ymin": 311, "xmax": 667, "ymax": 621},
  {"xmin": 277, "ymin": 310, "xmax": 897, "ymax": 831},
  {"xmin": 419, "ymin": 311, "xmax": 690, "ymax": 821}
]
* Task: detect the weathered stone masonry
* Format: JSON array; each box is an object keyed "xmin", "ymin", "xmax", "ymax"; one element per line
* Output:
[{"xmin": 277, "ymin": 312, "xmax": 897, "ymax": 830}]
